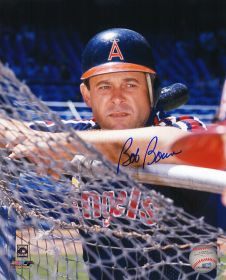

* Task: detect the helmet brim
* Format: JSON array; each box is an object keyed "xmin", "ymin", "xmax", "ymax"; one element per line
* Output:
[{"xmin": 81, "ymin": 62, "xmax": 156, "ymax": 80}]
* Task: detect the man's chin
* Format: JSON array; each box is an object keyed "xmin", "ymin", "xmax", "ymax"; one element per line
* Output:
[
  {"xmin": 107, "ymin": 122, "xmax": 135, "ymax": 130},
  {"xmin": 100, "ymin": 118, "xmax": 137, "ymax": 130},
  {"xmin": 111, "ymin": 125, "xmax": 130, "ymax": 130}
]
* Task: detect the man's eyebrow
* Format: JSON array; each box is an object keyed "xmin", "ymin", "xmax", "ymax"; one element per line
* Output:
[
  {"xmin": 123, "ymin": 78, "xmax": 140, "ymax": 83},
  {"xmin": 95, "ymin": 80, "xmax": 111, "ymax": 87},
  {"xmin": 95, "ymin": 77, "xmax": 140, "ymax": 87}
]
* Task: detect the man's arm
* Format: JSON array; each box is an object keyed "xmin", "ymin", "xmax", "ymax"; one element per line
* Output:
[
  {"xmin": 76, "ymin": 126, "xmax": 187, "ymax": 166},
  {"xmin": 9, "ymin": 126, "xmax": 187, "ymax": 168}
]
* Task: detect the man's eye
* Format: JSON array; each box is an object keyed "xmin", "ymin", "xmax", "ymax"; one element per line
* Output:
[
  {"xmin": 99, "ymin": 85, "xmax": 110, "ymax": 90},
  {"xmin": 127, "ymin": 83, "xmax": 137, "ymax": 88}
]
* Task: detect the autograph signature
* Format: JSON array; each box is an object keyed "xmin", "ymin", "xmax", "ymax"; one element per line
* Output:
[{"xmin": 117, "ymin": 136, "xmax": 182, "ymax": 174}]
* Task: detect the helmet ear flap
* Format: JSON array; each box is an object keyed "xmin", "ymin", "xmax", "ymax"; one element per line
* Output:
[
  {"xmin": 152, "ymin": 76, "xmax": 161, "ymax": 108},
  {"xmin": 146, "ymin": 74, "xmax": 160, "ymax": 108},
  {"xmin": 146, "ymin": 74, "xmax": 154, "ymax": 107}
]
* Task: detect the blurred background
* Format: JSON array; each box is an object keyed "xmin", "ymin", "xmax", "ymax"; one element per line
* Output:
[{"xmin": 0, "ymin": 0, "xmax": 225, "ymax": 227}]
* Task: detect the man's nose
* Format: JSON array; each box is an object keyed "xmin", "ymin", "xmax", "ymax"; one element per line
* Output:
[{"xmin": 111, "ymin": 87, "xmax": 125, "ymax": 104}]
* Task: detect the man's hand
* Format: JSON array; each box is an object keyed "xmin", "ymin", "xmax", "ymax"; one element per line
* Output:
[
  {"xmin": 9, "ymin": 131, "xmax": 76, "ymax": 179},
  {"xmin": 0, "ymin": 117, "xmax": 41, "ymax": 149}
]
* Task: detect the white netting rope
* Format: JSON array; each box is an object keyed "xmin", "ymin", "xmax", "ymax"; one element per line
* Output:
[{"xmin": 0, "ymin": 61, "xmax": 223, "ymax": 279}]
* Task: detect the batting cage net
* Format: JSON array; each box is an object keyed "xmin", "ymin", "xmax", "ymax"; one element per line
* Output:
[{"xmin": 0, "ymin": 61, "xmax": 224, "ymax": 279}]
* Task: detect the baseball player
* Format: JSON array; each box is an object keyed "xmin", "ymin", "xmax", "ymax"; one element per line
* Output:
[
  {"xmin": 8, "ymin": 28, "xmax": 206, "ymax": 165},
  {"xmin": 0, "ymin": 28, "xmax": 217, "ymax": 279}
]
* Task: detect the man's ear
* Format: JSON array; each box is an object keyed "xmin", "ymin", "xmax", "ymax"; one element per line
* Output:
[{"xmin": 80, "ymin": 83, "xmax": 91, "ymax": 107}]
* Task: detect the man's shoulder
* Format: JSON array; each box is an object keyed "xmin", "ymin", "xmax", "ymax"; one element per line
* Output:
[
  {"xmin": 62, "ymin": 119, "xmax": 97, "ymax": 130},
  {"xmin": 154, "ymin": 115, "xmax": 206, "ymax": 132},
  {"xmin": 29, "ymin": 119, "xmax": 97, "ymax": 132}
]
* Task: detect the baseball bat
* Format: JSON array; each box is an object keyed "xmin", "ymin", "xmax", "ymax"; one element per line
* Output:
[{"xmin": 70, "ymin": 155, "xmax": 226, "ymax": 194}]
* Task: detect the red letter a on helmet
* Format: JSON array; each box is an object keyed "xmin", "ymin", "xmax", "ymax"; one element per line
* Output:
[{"xmin": 108, "ymin": 39, "xmax": 124, "ymax": 61}]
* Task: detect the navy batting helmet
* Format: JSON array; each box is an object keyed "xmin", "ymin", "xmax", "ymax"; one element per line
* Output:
[{"xmin": 81, "ymin": 28, "xmax": 156, "ymax": 80}]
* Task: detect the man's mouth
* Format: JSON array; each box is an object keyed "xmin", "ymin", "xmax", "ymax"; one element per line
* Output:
[{"xmin": 108, "ymin": 112, "xmax": 130, "ymax": 118}]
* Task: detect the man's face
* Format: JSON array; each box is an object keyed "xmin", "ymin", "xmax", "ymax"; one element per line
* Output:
[{"xmin": 81, "ymin": 72, "xmax": 152, "ymax": 130}]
